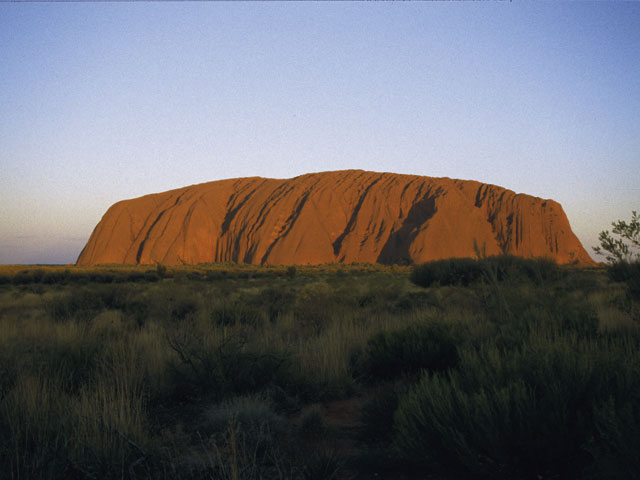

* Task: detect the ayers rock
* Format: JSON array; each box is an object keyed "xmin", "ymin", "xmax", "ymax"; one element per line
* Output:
[{"xmin": 77, "ymin": 170, "xmax": 594, "ymax": 266}]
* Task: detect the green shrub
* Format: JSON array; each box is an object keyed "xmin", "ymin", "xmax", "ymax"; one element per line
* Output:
[
  {"xmin": 488, "ymin": 291, "xmax": 599, "ymax": 350},
  {"xmin": 11, "ymin": 269, "xmax": 46, "ymax": 284},
  {"xmin": 37, "ymin": 341, "xmax": 104, "ymax": 394},
  {"xmin": 122, "ymin": 300, "xmax": 149, "ymax": 327},
  {"xmin": 41, "ymin": 270, "xmax": 70, "ymax": 285},
  {"xmin": 588, "ymin": 396, "xmax": 640, "ymax": 478},
  {"xmin": 259, "ymin": 286, "xmax": 296, "ymax": 322},
  {"xmin": 482, "ymin": 255, "xmax": 560, "ymax": 284},
  {"xmin": 293, "ymin": 283, "xmax": 334, "ymax": 334},
  {"xmin": 608, "ymin": 260, "xmax": 640, "ymax": 299},
  {"xmin": 393, "ymin": 337, "xmax": 640, "ymax": 479},
  {"xmin": 125, "ymin": 271, "xmax": 159, "ymax": 282},
  {"xmin": 156, "ymin": 263, "xmax": 167, "ymax": 278},
  {"xmin": 389, "ymin": 291, "xmax": 433, "ymax": 313},
  {"xmin": 410, "ymin": 256, "xmax": 560, "ymax": 289},
  {"xmin": 211, "ymin": 302, "xmax": 263, "ymax": 327},
  {"xmin": 360, "ymin": 322, "xmax": 459, "ymax": 381},
  {"xmin": 43, "ymin": 285, "xmax": 142, "ymax": 322},
  {"xmin": 553, "ymin": 296, "xmax": 599, "ymax": 337},
  {"xmin": 97, "ymin": 284, "xmax": 131, "ymax": 310},
  {"xmin": 170, "ymin": 296, "xmax": 200, "ymax": 322},
  {"xmin": 0, "ymin": 379, "xmax": 72, "ymax": 479},
  {"xmin": 165, "ymin": 334, "xmax": 292, "ymax": 403},
  {"xmin": 204, "ymin": 270, "xmax": 224, "ymax": 281},
  {"xmin": 395, "ymin": 375, "xmax": 542, "ymax": 477},
  {"xmin": 44, "ymin": 288, "xmax": 105, "ymax": 322},
  {"xmin": 87, "ymin": 272, "xmax": 116, "ymax": 283},
  {"xmin": 410, "ymin": 258, "xmax": 484, "ymax": 288},
  {"xmin": 197, "ymin": 395, "xmax": 294, "ymax": 479}
]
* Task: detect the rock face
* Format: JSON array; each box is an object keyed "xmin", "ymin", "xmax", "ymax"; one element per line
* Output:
[{"xmin": 77, "ymin": 170, "xmax": 594, "ymax": 266}]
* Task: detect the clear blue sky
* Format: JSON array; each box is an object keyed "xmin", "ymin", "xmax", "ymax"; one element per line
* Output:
[{"xmin": 1, "ymin": 2, "xmax": 638, "ymax": 264}]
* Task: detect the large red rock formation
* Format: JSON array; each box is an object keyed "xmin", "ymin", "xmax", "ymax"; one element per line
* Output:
[{"xmin": 77, "ymin": 170, "xmax": 594, "ymax": 266}]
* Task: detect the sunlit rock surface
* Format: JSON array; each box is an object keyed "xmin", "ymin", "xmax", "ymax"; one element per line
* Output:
[{"xmin": 77, "ymin": 170, "xmax": 594, "ymax": 266}]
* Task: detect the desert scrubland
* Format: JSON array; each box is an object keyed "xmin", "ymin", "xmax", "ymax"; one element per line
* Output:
[{"xmin": 0, "ymin": 258, "xmax": 639, "ymax": 479}]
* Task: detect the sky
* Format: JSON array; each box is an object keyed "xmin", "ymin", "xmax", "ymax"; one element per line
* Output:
[{"xmin": 1, "ymin": 2, "xmax": 638, "ymax": 264}]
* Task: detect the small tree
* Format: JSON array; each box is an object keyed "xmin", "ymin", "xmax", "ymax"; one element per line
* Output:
[{"xmin": 593, "ymin": 211, "xmax": 640, "ymax": 264}]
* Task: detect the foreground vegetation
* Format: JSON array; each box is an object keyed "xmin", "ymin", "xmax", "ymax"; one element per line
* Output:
[{"xmin": 0, "ymin": 258, "xmax": 639, "ymax": 479}]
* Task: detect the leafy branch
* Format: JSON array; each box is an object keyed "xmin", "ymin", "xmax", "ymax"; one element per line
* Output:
[{"xmin": 593, "ymin": 211, "xmax": 640, "ymax": 264}]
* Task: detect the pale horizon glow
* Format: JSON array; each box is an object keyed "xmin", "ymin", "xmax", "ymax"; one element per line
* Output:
[{"xmin": 1, "ymin": 2, "xmax": 639, "ymax": 264}]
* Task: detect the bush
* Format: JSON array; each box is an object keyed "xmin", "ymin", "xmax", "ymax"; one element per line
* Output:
[
  {"xmin": 156, "ymin": 263, "xmax": 167, "ymax": 278},
  {"xmin": 608, "ymin": 260, "xmax": 640, "ymax": 299},
  {"xmin": 211, "ymin": 302, "xmax": 263, "ymax": 327},
  {"xmin": 392, "ymin": 337, "xmax": 640, "ymax": 479},
  {"xmin": 293, "ymin": 283, "xmax": 334, "ymax": 333},
  {"xmin": 170, "ymin": 296, "xmax": 200, "ymax": 322},
  {"xmin": 44, "ymin": 288, "xmax": 105, "ymax": 322},
  {"xmin": 353, "ymin": 280, "xmax": 404, "ymax": 311},
  {"xmin": 554, "ymin": 296, "xmax": 599, "ymax": 337},
  {"xmin": 482, "ymin": 255, "xmax": 560, "ymax": 284},
  {"xmin": 87, "ymin": 272, "xmax": 115, "ymax": 283},
  {"xmin": 198, "ymin": 395, "xmax": 296, "ymax": 479},
  {"xmin": 11, "ymin": 269, "xmax": 46, "ymax": 285},
  {"xmin": 125, "ymin": 271, "xmax": 159, "ymax": 283},
  {"xmin": 360, "ymin": 322, "xmax": 459, "ymax": 381},
  {"xmin": 43, "ymin": 284, "xmax": 142, "ymax": 322},
  {"xmin": 41, "ymin": 270, "xmax": 70, "ymax": 285},
  {"xmin": 410, "ymin": 258, "xmax": 484, "ymax": 288},
  {"xmin": 389, "ymin": 291, "xmax": 433, "ymax": 313},
  {"xmin": 261, "ymin": 287, "xmax": 296, "ymax": 322},
  {"xmin": 588, "ymin": 396, "xmax": 640, "ymax": 478},
  {"xmin": 122, "ymin": 300, "xmax": 149, "ymax": 327},
  {"xmin": 235, "ymin": 286, "xmax": 296, "ymax": 323},
  {"xmin": 14, "ymin": 339, "xmax": 104, "ymax": 394},
  {"xmin": 410, "ymin": 256, "xmax": 560, "ymax": 289},
  {"xmin": 165, "ymin": 334, "xmax": 293, "ymax": 403}
]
